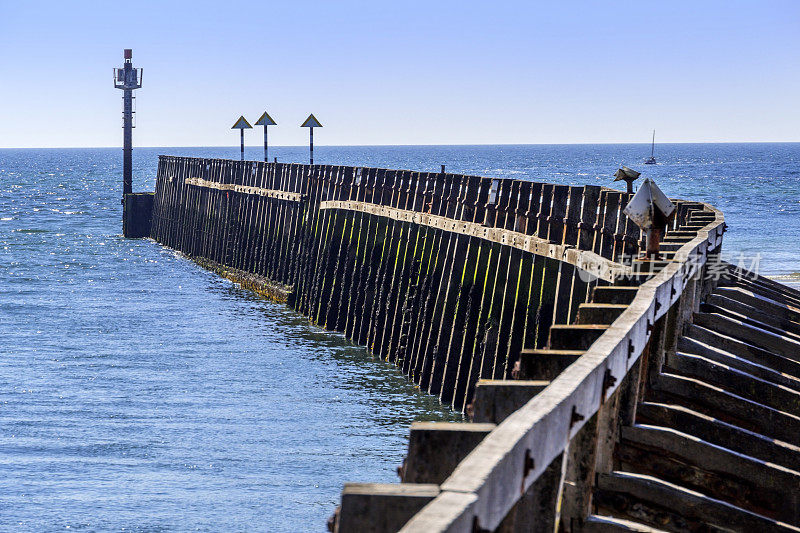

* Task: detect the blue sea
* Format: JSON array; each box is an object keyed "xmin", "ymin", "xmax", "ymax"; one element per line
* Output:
[{"xmin": 1, "ymin": 144, "xmax": 798, "ymax": 532}]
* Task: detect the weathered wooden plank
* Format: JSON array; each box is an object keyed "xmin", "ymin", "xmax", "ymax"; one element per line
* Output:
[
  {"xmin": 651, "ymin": 372, "xmax": 800, "ymax": 447},
  {"xmin": 402, "ymin": 422, "xmax": 496, "ymax": 484},
  {"xmin": 618, "ymin": 424, "xmax": 800, "ymax": 523},
  {"xmin": 594, "ymin": 472, "xmax": 799, "ymax": 533},
  {"xmin": 436, "ymin": 175, "xmax": 487, "ymax": 405},
  {"xmin": 399, "ymin": 173, "xmax": 438, "ymax": 375},
  {"xmin": 694, "ymin": 312, "xmax": 800, "ymax": 364},
  {"xmin": 340, "ymin": 167, "xmax": 370, "ymax": 337},
  {"xmin": 667, "ymin": 349, "xmax": 800, "ymax": 411},
  {"xmin": 471, "ymin": 380, "xmax": 549, "ymax": 424},
  {"xmin": 637, "ymin": 401, "xmax": 800, "ymax": 472},
  {"xmin": 706, "ymin": 293, "xmax": 800, "ymax": 338},
  {"xmin": 368, "ymin": 169, "xmax": 404, "ymax": 358},
  {"xmin": 416, "ymin": 173, "xmax": 460, "ymax": 391},
  {"xmin": 336, "ymin": 483, "xmax": 440, "ymax": 533},
  {"xmin": 426, "ymin": 174, "xmax": 474, "ymax": 397},
  {"xmin": 373, "ymin": 166, "xmax": 406, "ymax": 356},
  {"xmin": 468, "ymin": 179, "xmax": 506, "ymax": 394},
  {"xmin": 451, "ymin": 177, "xmax": 495, "ymax": 412},
  {"xmin": 295, "ymin": 163, "xmax": 326, "ymax": 314},
  {"xmin": 327, "ymin": 169, "xmax": 358, "ymax": 330},
  {"xmin": 550, "ymin": 185, "xmax": 575, "ymax": 326},
  {"xmin": 382, "ymin": 170, "xmax": 420, "ymax": 363},
  {"xmin": 306, "ymin": 166, "xmax": 337, "ymax": 320},
  {"xmin": 483, "ymin": 180, "xmax": 524, "ymax": 382},
  {"xmin": 677, "ymin": 325, "xmax": 800, "ymax": 390},
  {"xmin": 355, "ymin": 169, "xmax": 389, "ymax": 349},
  {"xmin": 598, "ymin": 191, "xmax": 621, "ymax": 261}
]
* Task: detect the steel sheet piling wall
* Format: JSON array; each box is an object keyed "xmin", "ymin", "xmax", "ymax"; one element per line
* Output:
[{"xmin": 150, "ymin": 156, "xmax": 637, "ymax": 411}]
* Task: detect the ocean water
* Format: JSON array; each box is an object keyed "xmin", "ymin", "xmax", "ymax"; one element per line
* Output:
[{"xmin": 1, "ymin": 144, "xmax": 798, "ymax": 532}]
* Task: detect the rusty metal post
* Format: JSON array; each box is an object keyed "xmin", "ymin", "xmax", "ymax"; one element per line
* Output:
[{"xmin": 645, "ymin": 228, "xmax": 661, "ymax": 259}]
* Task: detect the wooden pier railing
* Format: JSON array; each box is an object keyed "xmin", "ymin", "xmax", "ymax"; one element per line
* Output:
[{"xmin": 143, "ymin": 156, "xmax": 800, "ymax": 532}]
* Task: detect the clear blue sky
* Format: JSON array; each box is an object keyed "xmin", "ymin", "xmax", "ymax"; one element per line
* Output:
[{"xmin": 1, "ymin": 1, "xmax": 798, "ymax": 148}]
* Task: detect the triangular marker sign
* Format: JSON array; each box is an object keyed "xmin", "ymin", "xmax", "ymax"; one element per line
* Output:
[
  {"xmin": 255, "ymin": 112, "xmax": 277, "ymax": 126},
  {"xmin": 623, "ymin": 178, "xmax": 675, "ymax": 230},
  {"xmin": 232, "ymin": 116, "xmax": 253, "ymax": 129},
  {"xmin": 301, "ymin": 114, "xmax": 322, "ymax": 128}
]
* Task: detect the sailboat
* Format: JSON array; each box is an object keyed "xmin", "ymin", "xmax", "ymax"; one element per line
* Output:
[{"xmin": 644, "ymin": 130, "xmax": 657, "ymax": 164}]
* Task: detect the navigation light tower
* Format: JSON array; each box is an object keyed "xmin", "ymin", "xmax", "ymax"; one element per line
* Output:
[{"xmin": 114, "ymin": 49, "xmax": 143, "ymax": 197}]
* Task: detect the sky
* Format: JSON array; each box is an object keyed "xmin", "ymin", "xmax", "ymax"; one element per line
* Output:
[{"xmin": 0, "ymin": 1, "xmax": 798, "ymax": 148}]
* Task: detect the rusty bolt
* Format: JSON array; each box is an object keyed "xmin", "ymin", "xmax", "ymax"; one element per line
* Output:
[
  {"xmin": 523, "ymin": 449, "xmax": 535, "ymax": 479},
  {"xmin": 602, "ymin": 369, "xmax": 617, "ymax": 396},
  {"xmin": 570, "ymin": 406, "xmax": 586, "ymax": 427}
]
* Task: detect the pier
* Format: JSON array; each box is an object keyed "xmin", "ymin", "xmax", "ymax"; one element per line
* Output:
[{"xmin": 126, "ymin": 156, "xmax": 800, "ymax": 532}]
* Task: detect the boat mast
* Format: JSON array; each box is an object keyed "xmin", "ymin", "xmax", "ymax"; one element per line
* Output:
[{"xmin": 651, "ymin": 130, "xmax": 656, "ymax": 157}]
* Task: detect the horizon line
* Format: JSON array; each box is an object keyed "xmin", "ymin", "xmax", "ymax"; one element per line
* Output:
[{"xmin": 2, "ymin": 140, "xmax": 800, "ymax": 150}]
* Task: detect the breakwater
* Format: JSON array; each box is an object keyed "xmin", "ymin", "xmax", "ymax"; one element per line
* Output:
[
  {"xmin": 132, "ymin": 155, "xmax": 800, "ymax": 532},
  {"xmin": 148, "ymin": 156, "xmax": 639, "ymax": 412}
]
